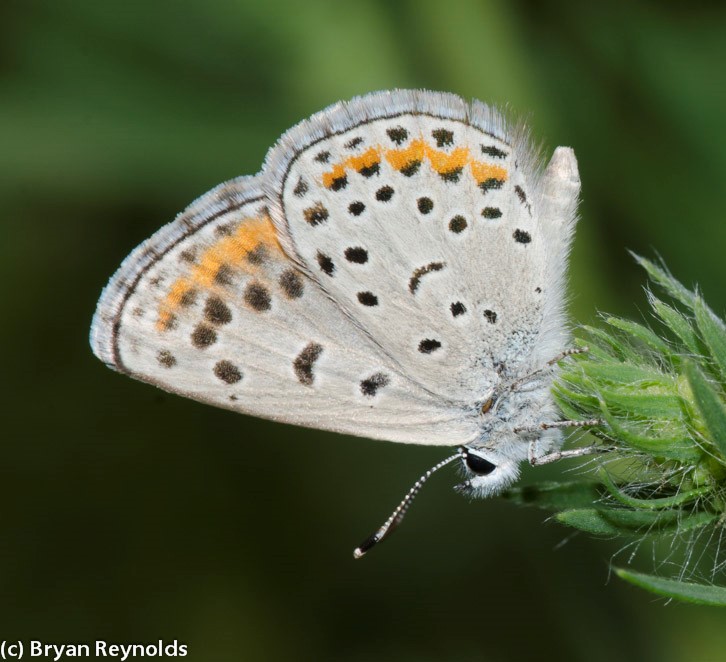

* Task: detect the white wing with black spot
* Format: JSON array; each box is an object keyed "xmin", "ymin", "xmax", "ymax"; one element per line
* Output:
[
  {"xmin": 90, "ymin": 175, "xmax": 479, "ymax": 445},
  {"xmin": 263, "ymin": 90, "xmax": 578, "ymax": 401},
  {"xmin": 91, "ymin": 89, "xmax": 579, "ymax": 447}
]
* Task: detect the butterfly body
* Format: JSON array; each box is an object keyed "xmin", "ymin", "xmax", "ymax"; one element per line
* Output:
[{"xmin": 91, "ymin": 90, "xmax": 580, "ymax": 503}]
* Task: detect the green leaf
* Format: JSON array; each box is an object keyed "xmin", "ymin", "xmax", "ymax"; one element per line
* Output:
[
  {"xmin": 503, "ymin": 481, "xmax": 601, "ymax": 510},
  {"xmin": 632, "ymin": 254, "xmax": 697, "ymax": 309},
  {"xmin": 557, "ymin": 507, "xmax": 716, "ymax": 537},
  {"xmin": 605, "ymin": 317, "xmax": 672, "ymax": 356},
  {"xmin": 580, "ymin": 361, "xmax": 670, "ymax": 387},
  {"xmin": 552, "ymin": 382, "xmax": 600, "ymax": 413},
  {"xmin": 684, "ymin": 360, "xmax": 726, "ymax": 461},
  {"xmin": 599, "ymin": 388, "xmax": 685, "ymax": 420},
  {"xmin": 650, "ymin": 297, "xmax": 701, "ymax": 356},
  {"xmin": 599, "ymin": 404, "xmax": 700, "ymax": 461},
  {"xmin": 693, "ymin": 297, "xmax": 726, "ymax": 384},
  {"xmin": 614, "ymin": 568, "xmax": 726, "ymax": 606},
  {"xmin": 600, "ymin": 471, "xmax": 712, "ymax": 510},
  {"xmin": 574, "ymin": 338, "xmax": 613, "ymax": 363},
  {"xmin": 668, "ymin": 510, "xmax": 719, "ymax": 533},
  {"xmin": 601, "ymin": 508, "xmax": 716, "ymax": 533},
  {"xmin": 552, "ymin": 391, "xmax": 590, "ymax": 422},
  {"xmin": 580, "ymin": 325, "xmax": 640, "ymax": 362},
  {"xmin": 556, "ymin": 509, "xmax": 619, "ymax": 536}
]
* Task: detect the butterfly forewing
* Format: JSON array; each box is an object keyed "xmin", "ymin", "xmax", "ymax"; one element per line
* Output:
[{"xmin": 91, "ymin": 176, "xmax": 477, "ymax": 445}]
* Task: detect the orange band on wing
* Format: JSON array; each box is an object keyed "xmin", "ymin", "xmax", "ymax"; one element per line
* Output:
[
  {"xmin": 321, "ymin": 137, "xmax": 508, "ymax": 188},
  {"xmin": 156, "ymin": 215, "xmax": 281, "ymax": 331}
]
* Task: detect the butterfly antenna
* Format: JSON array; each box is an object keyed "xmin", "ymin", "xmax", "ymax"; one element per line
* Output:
[{"xmin": 353, "ymin": 449, "xmax": 464, "ymax": 559}]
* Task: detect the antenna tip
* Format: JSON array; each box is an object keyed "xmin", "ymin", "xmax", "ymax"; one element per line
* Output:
[
  {"xmin": 351, "ymin": 451, "xmax": 463, "ymax": 559},
  {"xmin": 352, "ymin": 531, "xmax": 381, "ymax": 560}
]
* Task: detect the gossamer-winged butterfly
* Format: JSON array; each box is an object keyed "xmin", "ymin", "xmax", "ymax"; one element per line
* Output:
[{"xmin": 91, "ymin": 90, "xmax": 597, "ymax": 557}]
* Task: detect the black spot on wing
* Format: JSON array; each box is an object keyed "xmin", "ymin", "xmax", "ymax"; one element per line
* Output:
[
  {"xmin": 515, "ymin": 185, "xmax": 532, "ymax": 215},
  {"xmin": 481, "ymin": 145, "xmax": 508, "ymax": 159},
  {"xmin": 479, "ymin": 178, "xmax": 505, "ymax": 193},
  {"xmin": 244, "ymin": 282, "xmax": 272, "ymax": 311},
  {"xmin": 191, "ymin": 324, "xmax": 217, "ymax": 349},
  {"xmin": 481, "ymin": 207, "xmax": 502, "ymax": 219},
  {"xmin": 280, "ymin": 269, "xmax": 304, "ymax": 299},
  {"xmin": 293, "ymin": 178, "xmax": 308, "ymax": 197},
  {"xmin": 409, "ymin": 262, "xmax": 445, "ymax": 294},
  {"xmin": 358, "ymin": 162, "xmax": 380, "ymax": 178},
  {"xmin": 418, "ymin": 339, "xmax": 442, "ymax": 354},
  {"xmin": 247, "ymin": 244, "xmax": 269, "ymax": 265},
  {"xmin": 386, "ymin": 127, "xmax": 408, "ymax": 144},
  {"xmin": 439, "ymin": 168, "xmax": 463, "ymax": 182},
  {"xmin": 293, "ymin": 342, "xmax": 323, "ymax": 386},
  {"xmin": 161, "ymin": 314, "xmax": 178, "ymax": 331},
  {"xmin": 316, "ymin": 251, "xmax": 335, "ymax": 276},
  {"xmin": 417, "ymin": 197, "xmax": 434, "ymax": 214},
  {"xmin": 376, "ymin": 186, "xmax": 394, "ymax": 202},
  {"xmin": 180, "ymin": 289, "xmax": 198, "ymax": 307},
  {"xmin": 157, "ymin": 350, "xmax": 176, "ymax": 368},
  {"xmin": 344, "ymin": 247, "xmax": 368, "ymax": 264},
  {"xmin": 515, "ymin": 185, "xmax": 528, "ymax": 205},
  {"xmin": 450, "ymin": 302, "xmax": 466, "ymax": 317},
  {"xmin": 330, "ymin": 175, "xmax": 348, "ymax": 191},
  {"xmin": 432, "ymin": 128, "xmax": 454, "ymax": 147},
  {"xmin": 204, "ymin": 296, "xmax": 232, "ymax": 325},
  {"xmin": 179, "ymin": 248, "xmax": 196, "ymax": 263},
  {"xmin": 357, "ymin": 291, "xmax": 378, "ymax": 306},
  {"xmin": 360, "ymin": 372, "xmax": 390, "ymax": 397},
  {"xmin": 349, "ymin": 201, "xmax": 365, "ymax": 216},
  {"xmin": 214, "ymin": 222, "xmax": 236, "ymax": 237},
  {"xmin": 214, "ymin": 360, "xmax": 242, "ymax": 384},
  {"xmin": 214, "ymin": 264, "xmax": 234, "ymax": 286},
  {"xmin": 448, "ymin": 216, "xmax": 467, "ymax": 233},
  {"xmin": 400, "ymin": 160, "xmax": 421, "ymax": 177},
  {"xmin": 303, "ymin": 203, "xmax": 329, "ymax": 226}
]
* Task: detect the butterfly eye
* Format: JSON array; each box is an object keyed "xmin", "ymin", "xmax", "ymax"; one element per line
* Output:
[
  {"xmin": 480, "ymin": 397, "xmax": 494, "ymax": 414},
  {"xmin": 465, "ymin": 450, "xmax": 496, "ymax": 475}
]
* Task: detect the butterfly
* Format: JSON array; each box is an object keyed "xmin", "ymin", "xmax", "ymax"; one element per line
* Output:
[{"xmin": 91, "ymin": 90, "xmax": 590, "ymax": 557}]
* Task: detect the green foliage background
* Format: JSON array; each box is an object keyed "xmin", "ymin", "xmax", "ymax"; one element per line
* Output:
[{"xmin": 2, "ymin": 1, "xmax": 726, "ymax": 660}]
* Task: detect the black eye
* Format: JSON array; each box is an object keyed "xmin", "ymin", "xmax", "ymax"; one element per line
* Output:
[{"xmin": 465, "ymin": 451, "xmax": 496, "ymax": 475}]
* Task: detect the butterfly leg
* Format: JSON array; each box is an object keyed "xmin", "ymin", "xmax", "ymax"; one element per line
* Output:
[
  {"xmin": 546, "ymin": 346, "xmax": 589, "ymax": 366},
  {"xmin": 515, "ymin": 419, "xmax": 605, "ymax": 466},
  {"xmin": 529, "ymin": 443, "xmax": 610, "ymax": 466},
  {"xmin": 508, "ymin": 347, "xmax": 589, "ymax": 393}
]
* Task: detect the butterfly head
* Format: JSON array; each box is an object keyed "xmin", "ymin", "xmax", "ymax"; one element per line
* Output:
[
  {"xmin": 456, "ymin": 375, "xmax": 559, "ymax": 497},
  {"xmin": 456, "ymin": 445, "xmax": 523, "ymax": 498}
]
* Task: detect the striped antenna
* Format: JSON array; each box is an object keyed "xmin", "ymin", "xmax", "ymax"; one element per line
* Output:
[{"xmin": 353, "ymin": 449, "xmax": 464, "ymax": 559}]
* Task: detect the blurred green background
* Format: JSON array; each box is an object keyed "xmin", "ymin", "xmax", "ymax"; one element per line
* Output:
[{"xmin": 3, "ymin": 1, "xmax": 726, "ymax": 660}]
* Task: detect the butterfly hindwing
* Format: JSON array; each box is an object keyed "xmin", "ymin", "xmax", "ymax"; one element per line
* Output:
[{"xmin": 264, "ymin": 90, "xmax": 574, "ymax": 401}]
